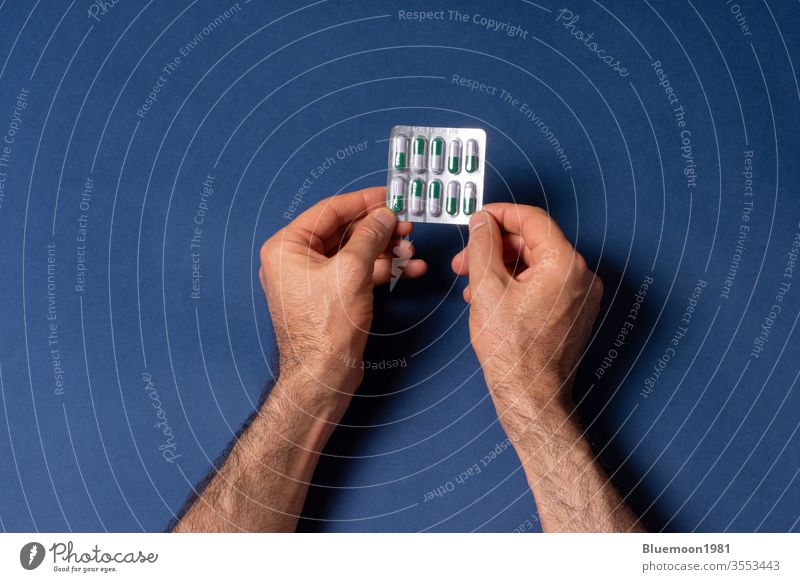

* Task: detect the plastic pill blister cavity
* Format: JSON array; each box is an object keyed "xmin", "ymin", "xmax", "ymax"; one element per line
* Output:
[{"xmin": 386, "ymin": 125, "xmax": 486, "ymax": 225}]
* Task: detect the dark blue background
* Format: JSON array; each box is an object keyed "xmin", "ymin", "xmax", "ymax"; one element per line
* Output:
[{"xmin": 0, "ymin": 0, "xmax": 798, "ymax": 532}]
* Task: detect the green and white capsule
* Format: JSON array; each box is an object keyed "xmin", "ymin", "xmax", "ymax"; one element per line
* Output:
[
  {"xmin": 409, "ymin": 178, "xmax": 425, "ymax": 216},
  {"xmin": 463, "ymin": 181, "xmax": 477, "ymax": 215},
  {"xmin": 465, "ymin": 139, "xmax": 479, "ymax": 173},
  {"xmin": 393, "ymin": 135, "xmax": 408, "ymax": 170},
  {"xmin": 447, "ymin": 138, "xmax": 462, "ymax": 174},
  {"xmin": 429, "ymin": 137, "xmax": 445, "ymax": 173},
  {"xmin": 427, "ymin": 179, "xmax": 442, "ymax": 216},
  {"xmin": 445, "ymin": 180, "xmax": 460, "ymax": 216},
  {"xmin": 410, "ymin": 136, "xmax": 427, "ymax": 172},
  {"xmin": 390, "ymin": 176, "xmax": 406, "ymax": 213}
]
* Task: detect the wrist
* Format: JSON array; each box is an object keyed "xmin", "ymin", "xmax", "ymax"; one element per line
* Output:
[
  {"xmin": 250, "ymin": 376, "xmax": 344, "ymax": 464},
  {"xmin": 271, "ymin": 366, "xmax": 353, "ymax": 425},
  {"xmin": 484, "ymin": 370, "xmax": 577, "ymax": 442},
  {"xmin": 490, "ymin": 381, "xmax": 589, "ymax": 488},
  {"xmin": 279, "ymin": 334, "xmax": 367, "ymax": 389}
]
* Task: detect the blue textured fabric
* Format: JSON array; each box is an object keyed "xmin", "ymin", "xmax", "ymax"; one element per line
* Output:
[{"xmin": 0, "ymin": 0, "xmax": 798, "ymax": 532}]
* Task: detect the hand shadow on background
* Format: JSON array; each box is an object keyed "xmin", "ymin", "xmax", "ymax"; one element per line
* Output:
[{"xmin": 574, "ymin": 260, "xmax": 666, "ymax": 532}]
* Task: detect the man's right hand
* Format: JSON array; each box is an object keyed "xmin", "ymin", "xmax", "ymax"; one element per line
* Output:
[
  {"xmin": 451, "ymin": 203, "xmax": 603, "ymax": 428},
  {"xmin": 452, "ymin": 204, "xmax": 643, "ymax": 532}
]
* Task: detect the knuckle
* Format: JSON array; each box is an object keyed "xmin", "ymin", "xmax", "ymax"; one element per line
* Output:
[
  {"xmin": 589, "ymin": 276, "xmax": 604, "ymax": 304},
  {"xmin": 593, "ymin": 272, "xmax": 604, "ymax": 294},
  {"xmin": 544, "ymin": 240, "xmax": 564, "ymax": 256},
  {"xmin": 260, "ymin": 237, "xmax": 276, "ymax": 265},
  {"xmin": 473, "ymin": 229, "xmax": 498, "ymax": 253},
  {"xmin": 359, "ymin": 222, "xmax": 386, "ymax": 244},
  {"xmin": 530, "ymin": 205, "xmax": 550, "ymax": 221},
  {"xmin": 571, "ymin": 250, "xmax": 588, "ymax": 273},
  {"xmin": 313, "ymin": 195, "xmax": 335, "ymax": 213},
  {"xmin": 535, "ymin": 243, "xmax": 563, "ymax": 270}
]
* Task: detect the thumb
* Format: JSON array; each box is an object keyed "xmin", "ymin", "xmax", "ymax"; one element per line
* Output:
[
  {"xmin": 467, "ymin": 210, "xmax": 508, "ymax": 291},
  {"xmin": 342, "ymin": 207, "xmax": 396, "ymax": 265}
]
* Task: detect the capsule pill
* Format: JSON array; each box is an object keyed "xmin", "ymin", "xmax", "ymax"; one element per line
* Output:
[
  {"xmin": 390, "ymin": 176, "xmax": 406, "ymax": 213},
  {"xmin": 409, "ymin": 178, "xmax": 425, "ymax": 215},
  {"xmin": 428, "ymin": 179, "xmax": 442, "ymax": 216},
  {"xmin": 446, "ymin": 180, "xmax": 460, "ymax": 216},
  {"xmin": 430, "ymin": 137, "xmax": 445, "ymax": 173},
  {"xmin": 411, "ymin": 136, "xmax": 427, "ymax": 172},
  {"xmin": 463, "ymin": 181, "xmax": 476, "ymax": 215},
  {"xmin": 393, "ymin": 135, "xmax": 408, "ymax": 170},
  {"xmin": 447, "ymin": 138, "xmax": 462, "ymax": 174},
  {"xmin": 465, "ymin": 139, "xmax": 479, "ymax": 173}
]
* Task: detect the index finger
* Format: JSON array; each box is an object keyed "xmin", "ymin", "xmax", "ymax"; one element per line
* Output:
[
  {"xmin": 450, "ymin": 203, "xmax": 569, "ymax": 276},
  {"xmin": 481, "ymin": 203, "xmax": 568, "ymax": 249},
  {"xmin": 287, "ymin": 186, "xmax": 388, "ymax": 252}
]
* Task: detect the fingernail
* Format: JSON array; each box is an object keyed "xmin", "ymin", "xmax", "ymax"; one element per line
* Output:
[
  {"xmin": 469, "ymin": 211, "xmax": 487, "ymax": 232},
  {"xmin": 373, "ymin": 207, "xmax": 396, "ymax": 231}
]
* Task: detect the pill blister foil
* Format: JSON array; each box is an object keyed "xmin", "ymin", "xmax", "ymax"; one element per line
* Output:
[{"xmin": 386, "ymin": 125, "xmax": 486, "ymax": 225}]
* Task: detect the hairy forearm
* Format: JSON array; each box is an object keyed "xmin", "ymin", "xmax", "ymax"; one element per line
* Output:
[
  {"xmin": 173, "ymin": 373, "xmax": 343, "ymax": 532},
  {"xmin": 496, "ymin": 379, "xmax": 646, "ymax": 533}
]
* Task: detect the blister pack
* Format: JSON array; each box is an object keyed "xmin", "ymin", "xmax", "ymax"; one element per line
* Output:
[{"xmin": 385, "ymin": 125, "xmax": 486, "ymax": 225}]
